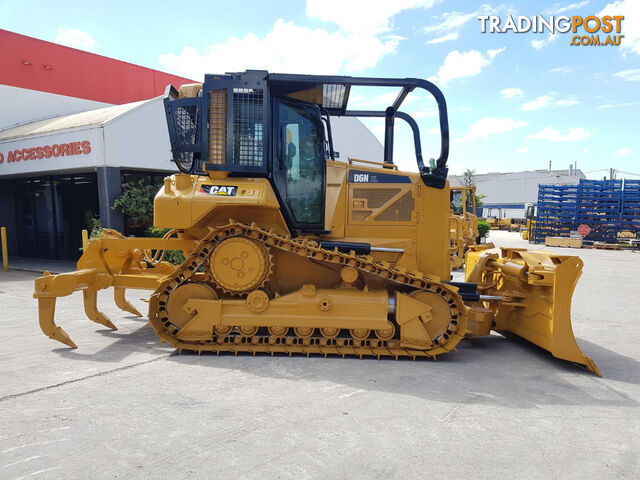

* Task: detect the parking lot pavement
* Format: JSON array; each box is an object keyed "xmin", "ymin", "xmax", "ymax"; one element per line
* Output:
[{"xmin": 1, "ymin": 232, "xmax": 639, "ymax": 479}]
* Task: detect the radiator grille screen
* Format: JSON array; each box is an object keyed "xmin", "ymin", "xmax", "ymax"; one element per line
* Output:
[
  {"xmin": 352, "ymin": 210, "xmax": 374, "ymax": 222},
  {"xmin": 352, "ymin": 188, "xmax": 401, "ymax": 208},
  {"xmin": 208, "ymin": 89, "xmax": 226, "ymax": 164},
  {"xmin": 375, "ymin": 192, "xmax": 414, "ymax": 222}
]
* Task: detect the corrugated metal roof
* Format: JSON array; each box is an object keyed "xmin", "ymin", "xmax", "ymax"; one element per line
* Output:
[
  {"xmin": 0, "ymin": 98, "xmax": 155, "ymax": 142},
  {"xmin": 449, "ymin": 169, "xmax": 586, "ymax": 185}
]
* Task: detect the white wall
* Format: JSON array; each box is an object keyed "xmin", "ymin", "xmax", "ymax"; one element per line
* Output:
[
  {"xmin": 450, "ymin": 171, "xmax": 583, "ymax": 205},
  {"xmin": 483, "ymin": 207, "xmax": 525, "ymax": 219},
  {"xmin": 103, "ymin": 97, "xmax": 177, "ymax": 172},
  {"xmin": 330, "ymin": 117, "xmax": 383, "ymax": 164},
  {"xmin": 0, "ymin": 98, "xmax": 384, "ymax": 178},
  {"xmin": 0, "ymin": 127, "xmax": 104, "ymax": 176},
  {"xmin": 0, "ymin": 85, "xmax": 110, "ymax": 131}
]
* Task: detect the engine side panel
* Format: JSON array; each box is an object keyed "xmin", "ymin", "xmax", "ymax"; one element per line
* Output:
[{"xmin": 154, "ymin": 174, "xmax": 289, "ymax": 233}]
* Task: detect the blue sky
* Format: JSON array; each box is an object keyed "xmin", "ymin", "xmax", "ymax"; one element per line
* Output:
[{"xmin": 1, "ymin": 0, "xmax": 638, "ymax": 177}]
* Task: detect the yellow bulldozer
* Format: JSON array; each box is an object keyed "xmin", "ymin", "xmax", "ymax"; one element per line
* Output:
[
  {"xmin": 33, "ymin": 71, "xmax": 599, "ymax": 375},
  {"xmin": 449, "ymin": 186, "xmax": 479, "ymax": 269}
]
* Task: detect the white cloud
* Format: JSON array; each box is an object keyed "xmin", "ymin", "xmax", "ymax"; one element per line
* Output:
[
  {"xmin": 600, "ymin": 0, "xmax": 639, "ymax": 56},
  {"xmin": 427, "ymin": 127, "xmax": 440, "ymax": 135},
  {"xmin": 460, "ymin": 117, "xmax": 528, "ymax": 141},
  {"xmin": 613, "ymin": 69, "xmax": 640, "ymax": 81},
  {"xmin": 431, "ymin": 47, "xmax": 505, "ymax": 85},
  {"xmin": 556, "ymin": 96, "xmax": 579, "ymax": 107},
  {"xmin": 426, "ymin": 33, "xmax": 459, "ymax": 44},
  {"xmin": 544, "ymin": 1, "xmax": 589, "ymax": 15},
  {"xmin": 422, "ymin": 4, "xmax": 498, "ymax": 42},
  {"xmin": 55, "ymin": 28, "xmax": 95, "ymax": 50},
  {"xmin": 530, "ymin": 34, "xmax": 557, "ymax": 50},
  {"xmin": 410, "ymin": 110, "xmax": 438, "ymax": 119},
  {"xmin": 614, "ymin": 147, "xmax": 632, "ymax": 157},
  {"xmin": 516, "ymin": 146, "xmax": 530, "ymax": 153},
  {"xmin": 349, "ymin": 92, "xmax": 418, "ymax": 109},
  {"xmin": 500, "ymin": 87, "xmax": 524, "ymax": 99},
  {"xmin": 596, "ymin": 100, "xmax": 640, "ymax": 109},
  {"xmin": 307, "ymin": 0, "xmax": 437, "ymax": 34},
  {"xmin": 549, "ymin": 66, "xmax": 575, "ymax": 74},
  {"xmin": 582, "ymin": 147, "xmax": 589, "ymax": 153},
  {"xmin": 529, "ymin": 126, "xmax": 590, "ymax": 142},
  {"xmin": 521, "ymin": 93, "xmax": 579, "ymax": 110},
  {"xmin": 158, "ymin": 19, "xmax": 400, "ymax": 79},
  {"xmin": 522, "ymin": 94, "xmax": 554, "ymax": 111}
]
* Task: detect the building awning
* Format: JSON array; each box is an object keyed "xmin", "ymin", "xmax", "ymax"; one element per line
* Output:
[{"xmin": 0, "ymin": 98, "xmax": 157, "ymax": 142}]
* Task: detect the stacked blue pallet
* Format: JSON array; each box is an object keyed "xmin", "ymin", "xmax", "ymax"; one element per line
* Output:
[
  {"xmin": 620, "ymin": 179, "xmax": 640, "ymax": 233},
  {"xmin": 575, "ymin": 179, "xmax": 622, "ymax": 243},
  {"xmin": 533, "ymin": 184, "xmax": 578, "ymax": 243}
]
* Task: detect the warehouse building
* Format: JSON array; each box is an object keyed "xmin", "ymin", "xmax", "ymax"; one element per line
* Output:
[
  {"xmin": 0, "ymin": 29, "xmax": 195, "ymax": 260},
  {"xmin": 449, "ymin": 167, "xmax": 586, "ymax": 218},
  {"xmin": 0, "ymin": 29, "xmax": 383, "ymax": 260}
]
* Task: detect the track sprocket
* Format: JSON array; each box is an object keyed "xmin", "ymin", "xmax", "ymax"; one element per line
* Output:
[{"xmin": 209, "ymin": 236, "xmax": 273, "ymax": 295}]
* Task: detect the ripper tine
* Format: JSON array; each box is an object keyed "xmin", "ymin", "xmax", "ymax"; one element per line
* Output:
[
  {"xmin": 114, "ymin": 287, "xmax": 142, "ymax": 317},
  {"xmin": 83, "ymin": 290, "xmax": 117, "ymax": 330},
  {"xmin": 37, "ymin": 298, "xmax": 78, "ymax": 348}
]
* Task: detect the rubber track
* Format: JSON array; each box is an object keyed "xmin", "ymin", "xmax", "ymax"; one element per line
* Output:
[{"xmin": 148, "ymin": 222, "xmax": 468, "ymax": 358}]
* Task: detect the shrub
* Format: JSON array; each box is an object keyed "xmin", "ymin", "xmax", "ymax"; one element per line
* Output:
[
  {"xmin": 80, "ymin": 213, "xmax": 103, "ymax": 250},
  {"xmin": 112, "ymin": 180, "xmax": 160, "ymax": 231},
  {"xmin": 146, "ymin": 227, "xmax": 185, "ymax": 265},
  {"xmin": 477, "ymin": 220, "xmax": 490, "ymax": 242}
]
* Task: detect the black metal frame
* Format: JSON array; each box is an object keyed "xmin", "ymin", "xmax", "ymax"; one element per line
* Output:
[
  {"xmin": 267, "ymin": 73, "xmax": 450, "ymax": 188},
  {"xmin": 164, "ymin": 70, "xmax": 451, "ymax": 234}
]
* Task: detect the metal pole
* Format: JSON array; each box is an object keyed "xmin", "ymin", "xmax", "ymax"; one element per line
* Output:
[
  {"xmin": 1, "ymin": 227, "xmax": 8, "ymax": 271},
  {"xmin": 82, "ymin": 229, "xmax": 89, "ymax": 252}
]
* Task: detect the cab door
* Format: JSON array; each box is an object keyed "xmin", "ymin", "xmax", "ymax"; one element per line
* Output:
[{"xmin": 272, "ymin": 98, "xmax": 326, "ymax": 232}]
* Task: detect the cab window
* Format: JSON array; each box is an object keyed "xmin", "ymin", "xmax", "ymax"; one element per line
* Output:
[
  {"xmin": 276, "ymin": 100, "xmax": 325, "ymax": 227},
  {"xmin": 450, "ymin": 190, "xmax": 463, "ymax": 215}
]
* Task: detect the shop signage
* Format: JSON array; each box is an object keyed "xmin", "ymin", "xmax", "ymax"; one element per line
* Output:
[{"xmin": 0, "ymin": 140, "xmax": 92, "ymax": 165}]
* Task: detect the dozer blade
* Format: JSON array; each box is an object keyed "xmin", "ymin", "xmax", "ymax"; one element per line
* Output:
[{"xmin": 466, "ymin": 248, "xmax": 601, "ymax": 376}]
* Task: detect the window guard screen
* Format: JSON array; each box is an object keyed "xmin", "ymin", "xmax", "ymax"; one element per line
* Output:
[{"xmin": 232, "ymin": 88, "xmax": 264, "ymax": 167}]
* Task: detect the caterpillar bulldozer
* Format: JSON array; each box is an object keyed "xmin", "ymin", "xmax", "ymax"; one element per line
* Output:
[
  {"xmin": 449, "ymin": 186, "xmax": 479, "ymax": 269},
  {"xmin": 33, "ymin": 70, "xmax": 599, "ymax": 375}
]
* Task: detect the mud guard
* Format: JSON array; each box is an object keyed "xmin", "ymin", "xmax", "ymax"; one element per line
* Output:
[{"xmin": 465, "ymin": 248, "xmax": 601, "ymax": 376}]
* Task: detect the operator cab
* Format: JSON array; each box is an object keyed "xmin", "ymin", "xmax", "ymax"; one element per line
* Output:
[
  {"xmin": 164, "ymin": 70, "xmax": 450, "ymax": 235},
  {"xmin": 450, "ymin": 187, "xmax": 476, "ymax": 216}
]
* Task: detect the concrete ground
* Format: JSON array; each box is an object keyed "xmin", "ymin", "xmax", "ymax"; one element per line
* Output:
[
  {"xmin": 0, "ymin": 231, "xmax": 638, "ymax": 479},
  {"xmin": 6, "ymin": 257, "xmax": 76, "ymax": 275}
]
